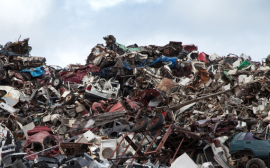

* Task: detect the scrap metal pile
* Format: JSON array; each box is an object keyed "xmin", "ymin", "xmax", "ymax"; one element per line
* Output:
[{"xmin": 1, "ymin": 36, "xmax": 270, "ymax": 168}]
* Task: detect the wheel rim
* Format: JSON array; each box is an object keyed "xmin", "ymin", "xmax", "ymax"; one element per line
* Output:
[
  {"xmin": 250, "ymin": 163, "xmax": 260, "ymax": 168},
  {"xmin": 54, "ymin": 108, "xmax": 63, "ymax": 113},
  {"xmin": 149, "ymin": 116, "xmax": 160, "ymax": 126},
  {"xmin": 135, "ymin": 119, "xmax": 145, "ymax": 128},
  {"xmin": 66, "ymin": 95, "xmax": 72, "ymax": 101},
  {"xmin": 54, "ymin": 79, "xmax": 59, "ymax": 85}
]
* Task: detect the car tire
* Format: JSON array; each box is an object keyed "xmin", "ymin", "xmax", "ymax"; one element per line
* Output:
[
  {"xmin": 53, "ymin": 78, "xmax": 62, "ymax": 88},
  {"xmin": 21, "ymin": 72, "xmax": 32, "ymax": 81},
  {"xmin": 64, "ymin": 92, "xmax": 76, "ymax": 105},
  {"xmin": 0, "ymin": 69, "xmax": 7, "ymax": 80},
  {"xmin": 147, "ymin": 113, "xmax": 165, "ymax": 131},
  {"xmin": 246, "ymin": 158, "xmax": 266, "ymax": 168},
  {"xmin": 53, "ymin": 106, "xmax": 64, "ymax": 114},
  {"xmin": 132, "ymin": 117, "xmax": 149, "ymax": 133}
]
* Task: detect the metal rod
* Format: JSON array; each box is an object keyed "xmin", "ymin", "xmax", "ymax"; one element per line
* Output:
[
  {"xmin": 170, "ymin": 88, "xmax": 233, "ymax": 110},
  {"xmin": 129, "ymin": 134, "xmax": 147, "ymax": 165},
  {"xmin": 144, "ymin": 127, "xmax": 161, "ymax": 154},
  {"xmin": 23, "ymin": 144, "xmax": 59, "ymax": 159},
  {"xmin": 170, "ymin": 138, "xmax": 184, "ymax": 164},
  {"xmin": 109, "ymin": 132, "xmax": 132, "ymax": 160},
  {"xmin": 116, "ymin": 133, "xmax": 136, "ymax": 166}
]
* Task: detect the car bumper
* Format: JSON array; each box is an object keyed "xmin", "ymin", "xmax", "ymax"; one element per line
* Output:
[{"xmin": 83, "ymin": 93, "xmax": 108, "ymax": 101}]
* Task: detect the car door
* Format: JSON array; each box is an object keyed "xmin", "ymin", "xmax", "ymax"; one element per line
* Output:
[{"xmin": 243, "ymin": 132, "xmax": 270, "ymax": 159}]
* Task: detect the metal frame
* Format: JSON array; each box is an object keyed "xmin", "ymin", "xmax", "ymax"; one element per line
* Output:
[{"xmin": 108, "ymin": 124, "xmax": 199, "ymax": 167}]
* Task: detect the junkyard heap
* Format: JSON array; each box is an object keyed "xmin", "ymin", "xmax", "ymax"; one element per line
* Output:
[{"xmin": 1, "ymin": 36, "xmax": 270, "ymax": 168}]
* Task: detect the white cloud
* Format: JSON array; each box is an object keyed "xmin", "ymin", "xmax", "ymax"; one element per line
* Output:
[
  {"xmin": 87, "ymin": 0, "xmax": 157, "ymax": 10},
  {"xmin": 0, "ymin": 0, "xmax": 53, "ymax": 26},
  {"xmin": 88, "ymin": 0, "xmax": 125, "ymax": 10},
  {"xmin": 0, "ymin": 0, "xmax": 53, "ymax": 45},
  {"xmin": 133, "ymin": 0, "xmax": 161, "ymax": 3}
]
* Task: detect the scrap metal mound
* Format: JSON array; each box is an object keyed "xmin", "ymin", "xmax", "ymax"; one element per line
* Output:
[{"xmin": 0, "ymin": 36, "xmax": 269, "ymax": 168}]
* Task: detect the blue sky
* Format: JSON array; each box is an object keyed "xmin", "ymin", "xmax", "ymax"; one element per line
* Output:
[{"xmin": 1, "ymin": 0, "xmax": 270, "ymax": 67}]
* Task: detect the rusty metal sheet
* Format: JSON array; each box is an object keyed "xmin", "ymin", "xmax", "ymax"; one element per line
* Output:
[
  {"xmin": 60, "ymin": 142, "xmax": 93, "ymax": 156},
  {"xmin": 156, "ymin": 78, "xmax": 175, "ymax": 94}
]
